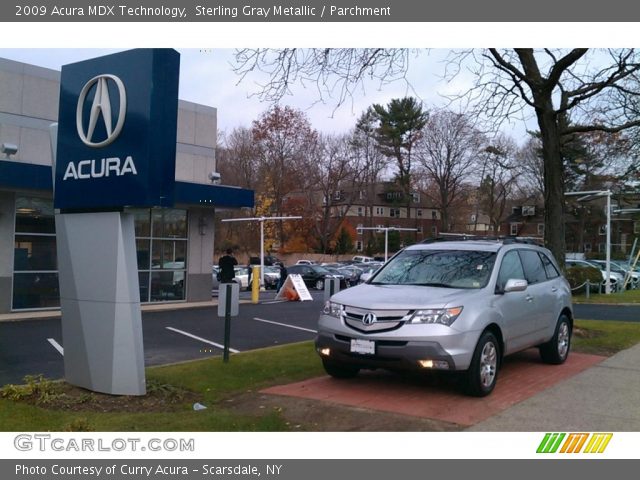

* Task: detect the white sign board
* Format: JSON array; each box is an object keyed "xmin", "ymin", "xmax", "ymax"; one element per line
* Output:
[
  {"xmin": 275, "ymin": 274, "xmax": 313, "ymax": 302},
  {"xmin": 218, "ymin": 282, "xmax": 240, "ymax": 317}
]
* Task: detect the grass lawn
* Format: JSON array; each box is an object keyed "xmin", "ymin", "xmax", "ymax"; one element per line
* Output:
[
  {"xmin": 1, "ymin": 319, "xmax": 639, "ymax": 432},
  {"xmin": 573, "ymin": 288, "xmax": 640, "ymax": 304},
  {"xmin": 0, "ymin": 342, "xmax": 324, "ymax": 432},
  {"xmin": 573, "ymin": 319, "xmax": 640, "ymax": 356}
]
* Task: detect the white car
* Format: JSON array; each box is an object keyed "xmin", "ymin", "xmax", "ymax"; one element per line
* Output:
[
  {"xmin": 212, "ymin": 265, "xmax": 250, "ymax": 289},
  {"xmin": 352, "ymin": 255, "xmax": 375, "ymax": 263},
  {"xmin": 589, "ymin": 260, "xmax": 639, "ymax": 289},
  {"xmin": 296, "ymin": 259, "xmax": 318, "ymax": 265},
  {"xmin": 565, "ymin": 259, "xmax": 623, "ymax": 291}
]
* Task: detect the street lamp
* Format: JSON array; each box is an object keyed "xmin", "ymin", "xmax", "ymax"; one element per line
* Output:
[
  {"xmin": 358, "ymin": 226, "xmax": 418, "ymax": 262},
  {"xmin": 565, "ymin": 190, "xmax": 612, "ymax": 294},
  {"xmin": 221, "ymin": 216, "xmax": 302, "ymax": 287}
]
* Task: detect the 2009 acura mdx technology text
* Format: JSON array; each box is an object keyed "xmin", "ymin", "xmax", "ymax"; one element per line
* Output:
[{"xmin": 316, "ymin": 238, "xmax": 573, "ymax": 396}]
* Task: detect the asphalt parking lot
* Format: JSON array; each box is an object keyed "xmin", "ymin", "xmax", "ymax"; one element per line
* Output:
[
  {"xmin": 0, "ymin": 292, "xmax": 639, "ymax": 387},
  {"xmin": 0, "ymin": 290, "xmax": 324, "ymax": 385}
]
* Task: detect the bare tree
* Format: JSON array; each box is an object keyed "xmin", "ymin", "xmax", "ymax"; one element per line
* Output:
[
  {"xmin": 353, "ymin": 108, "xmax": 389, "ymax": 249},
  {"xmin": 216, "ymin": 127, "xmax": 260, "ymax": 190},
  {"xmin": 476, "ymin": 136, "xmax": 520, "ymax": 233},
  {"xmin": 234, "ymin": 49, "xmax": 416, "ymax": 108},
  {"xmin": 306, "ymin": 134, "xmax": 366, "ymax": 253},
  {"xmin": 517, "ymin": 137, "xmax": 545, "ymax": 199},
  {"xmin": 233, "ymin": 48, "xmax": 640, "ymax": 264},
  {"xmin": 448, "ymin": 48, "xmax": 640, "ymax": 263},
  {"xmin": 215, "ymin": 128, "xmax": 261, "ymax": 256},
  {"xmin": 416, "ymin": 110, "xmax": 483, "ymax": 231},
  {"xmin": 251, "ymin": 105, "xmax": 319, "ymax": 247}
]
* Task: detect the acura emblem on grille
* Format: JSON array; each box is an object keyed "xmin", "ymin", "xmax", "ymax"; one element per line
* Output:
[{"xmin": 362, "ymin": 313, "xmax": 377, "ymax": 325}]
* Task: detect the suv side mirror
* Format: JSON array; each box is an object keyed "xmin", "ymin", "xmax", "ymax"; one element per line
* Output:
[{"xmin": 504, "ymin": 278, "xmax": 528, "ymax": 293}]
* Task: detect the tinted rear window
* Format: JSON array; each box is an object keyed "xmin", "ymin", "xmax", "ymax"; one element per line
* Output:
[
  {"xmin": 539, "ymin": 253, "xmax": 560, "ymax": 279},
  {"xmin": 518, "ymin": 250, "xmax": 547, "ymax": 284}
]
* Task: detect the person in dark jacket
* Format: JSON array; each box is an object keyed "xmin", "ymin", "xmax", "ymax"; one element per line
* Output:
[
  {"xmin": 247, "ymin": 264, "xmax": 253, "ymax": 291},
  {"xmin": 276, "ymin": 262, "xmax": 288, "ymax": 291},
  {"xmin": 218, "ymin": 249, "xmax": 238, "ymax": 283}
]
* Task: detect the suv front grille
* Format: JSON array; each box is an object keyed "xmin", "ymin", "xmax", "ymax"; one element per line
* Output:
[{"xmin": 342, "ymin": 306, "xmax": 412, "ymax": 334}]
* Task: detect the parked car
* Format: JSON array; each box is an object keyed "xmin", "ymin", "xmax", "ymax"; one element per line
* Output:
[
  {"xmin": 263, "ymin": 265, "xmax": 281, "ymax": 289},
  {"xmin": 352, "ymin": 255, "xmax": 375, "ymax": 263},
  {"xmin": 336, "ymin": 265, "xmax": 364, "ymax": 287},
  {"xmin": 565, "ymin": 259, "xmax": 623, "ymax": 291},
  {"xmin": 358, "ymin": 265, "xmax": 382, "ymax": 284},
  {"xmin": 212, "ymin": 265, "xmax": 249, "ymax": 290},
  {"xmin": 287, "ymin": 264, "xmax": 348, "ymax": 290},
  {"xmin": 588, "ymin": 260, "xmax": 639, "ymax": 289},
  {"xmin": 317, "ymin": 239, "xmax": 573, "ymax": 397},
  {"xmin": 249, "ymin": 255, "xmax": 282, "ymax": 266},
  {"xmin": 296, "ymin": 259, "xmax": 318, "ymax": 265}
]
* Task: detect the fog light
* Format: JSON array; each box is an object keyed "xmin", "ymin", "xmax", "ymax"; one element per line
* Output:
[
  {"xmin": 419, "ymin": 360, "xmax": 434, "ymax": 368},
  {"xmin": 320, "ymin": 348, "xmax": 331, "ymax": 357},
  {"xmin": 418, "ymin": 359, "xmax": 450, "ymax": 370}
]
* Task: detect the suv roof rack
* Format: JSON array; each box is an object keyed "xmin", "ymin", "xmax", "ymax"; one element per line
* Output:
[{"xmin": 420, "ymin": 235, "xmax": 543, "ymax": 246}]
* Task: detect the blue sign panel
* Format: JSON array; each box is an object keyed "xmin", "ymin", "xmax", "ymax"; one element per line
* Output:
[{"xmin": 54, "ymin": 49, "xmax": 180, "ymax": 210}]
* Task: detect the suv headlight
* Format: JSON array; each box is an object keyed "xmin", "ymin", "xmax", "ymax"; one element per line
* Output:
[
  {"xmin": 408, "ymin": 307, "xmax": 463, "ymax": 326},
  {"xmin": 322, "ymin": 301, "xmax": 343, "ymax": 318}
]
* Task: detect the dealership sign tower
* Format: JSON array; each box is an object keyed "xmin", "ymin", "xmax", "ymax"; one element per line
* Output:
[{"xmin": 53, "ymin": 49, "xmax": 180, "ymax": 395}]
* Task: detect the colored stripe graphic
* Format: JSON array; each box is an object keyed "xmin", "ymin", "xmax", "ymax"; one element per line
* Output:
[
  {"xmin": 538, "ymin": 433, "xmax": 613, "ymax": 454},
  {"xmin": 537, "ymin": 433, "xmax": 566, "ymax": 453},
  {"xmin": 560, "ymin": 433, "xmax": 589, "ymax": 453},
  {"xmin": 584, "ymin": 433, "xmax": 613, "ymax": 454}
]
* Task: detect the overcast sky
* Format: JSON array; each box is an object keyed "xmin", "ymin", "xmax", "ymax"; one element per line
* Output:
[{"xmin": 0, "ymin": 47, "xmax": 535, "ymax": 142}]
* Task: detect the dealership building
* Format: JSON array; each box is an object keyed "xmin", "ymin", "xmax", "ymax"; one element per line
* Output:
[{"xmin": 0, "ymin": 56, "xmax": 254, "ymax": 313}]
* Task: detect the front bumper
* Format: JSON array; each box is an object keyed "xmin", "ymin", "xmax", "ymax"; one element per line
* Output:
[{"xmin": 315, "ymin": 332, "xmax": 458, "ymax": 371}]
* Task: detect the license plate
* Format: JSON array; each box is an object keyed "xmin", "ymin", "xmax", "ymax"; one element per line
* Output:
[{"xmin": 350, "ymin": 339, "xmax": 375, "ymax": 355}]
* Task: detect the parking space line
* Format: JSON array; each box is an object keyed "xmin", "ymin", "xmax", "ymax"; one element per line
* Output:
[
  {"xmin": 47, "ymin": 338, "xmax": 64, "ymax": 355},
  {"xmin": 165, "ymin": 327, "xmax": 240, "ymax": 353},
  {"xmin": 252, "ymin": 317, "xmax": 318, "ymax": 334}
]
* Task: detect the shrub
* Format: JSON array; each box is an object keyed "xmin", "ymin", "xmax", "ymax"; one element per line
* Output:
[
  {"xmin": 565, "ymin": 266, "xmax": 602, "ymax": 294},
  {"xmin": 0, "ymin": 374, "xmax": 63, "ymax": 405}
]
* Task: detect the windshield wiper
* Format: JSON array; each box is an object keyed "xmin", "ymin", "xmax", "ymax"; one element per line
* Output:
[{"xmin": 409, "ymin": 282, "xmax": 453, "ymax": 288}]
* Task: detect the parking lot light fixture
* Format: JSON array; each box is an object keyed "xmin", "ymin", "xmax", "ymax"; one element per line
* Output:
[
  {"xmin": 358, "ymin": 226, "xmax": 418, "ymax": 261},
  {"xmin": 221, "ymin": 216, "xmax": 302, "ymax": 288}
]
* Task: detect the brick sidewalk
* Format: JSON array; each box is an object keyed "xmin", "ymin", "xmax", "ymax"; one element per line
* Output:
[{"xmin": 262, "ymin": 349, "xmax": 604, "ymax": 427}]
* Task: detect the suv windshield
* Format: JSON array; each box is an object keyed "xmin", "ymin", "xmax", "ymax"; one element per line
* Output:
[{"xmin": 370, "ymin": 249, "xmax": 497, "ymax": 289}]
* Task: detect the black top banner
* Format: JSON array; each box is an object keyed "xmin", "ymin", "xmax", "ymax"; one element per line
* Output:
[{"xmin": 7, "ymin": 0, "xmax": 640, "ymax": 22}]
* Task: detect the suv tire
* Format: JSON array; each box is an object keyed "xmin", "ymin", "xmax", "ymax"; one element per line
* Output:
[
  {"xmin": 322, "ymin": 359, "xmax": 360, "ymax": 379},
  {"xmin": 464, "ymin": 331, "xmax": 499, "ymax": 397},
  {"xmin": 539, "ymin": 314, "xmax": 571, "ymax": 364}
]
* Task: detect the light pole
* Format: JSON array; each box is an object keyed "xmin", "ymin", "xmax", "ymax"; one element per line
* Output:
[
  {"xmin": 358, "ymin": 226, "xmax": 418, "ymax": 262},
  {"xmin": 565, "ymin": 190, "xmax": 612, "ymax": 294},
  {"xmin": 221, "ymin": 216, "xmax": 302, "ymax": 287}
]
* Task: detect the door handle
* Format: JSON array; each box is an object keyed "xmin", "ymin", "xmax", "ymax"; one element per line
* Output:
[
  {"xmin": 551, "ymin": 287, "xmax": 558, "ymax": 292},
  {"xmin": 525, "ymin": 295, "xmax": 534, "ymax": 302}
]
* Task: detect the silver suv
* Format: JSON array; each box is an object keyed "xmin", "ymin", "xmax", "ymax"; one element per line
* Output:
[{"xmin": 316, "ymin": 239, "xmax": 573, "ymax": 396}]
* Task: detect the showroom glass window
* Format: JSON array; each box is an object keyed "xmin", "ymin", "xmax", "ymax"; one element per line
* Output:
[
  {"xmin": 132, "ymin": 208, "xmax": 188, "ymax": 303},
  {"xmin": 13, "ymin": 197, "xmax": 59, "ymax": 309}
]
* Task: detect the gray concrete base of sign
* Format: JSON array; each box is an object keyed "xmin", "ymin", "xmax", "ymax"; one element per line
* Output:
[
  {"xmin": 0, "ymin": 277, "xmax": 11, "ymax": 312},
  {"xmin": 55, "ymin": 211, "xmax": 145, "ymax": 396}
]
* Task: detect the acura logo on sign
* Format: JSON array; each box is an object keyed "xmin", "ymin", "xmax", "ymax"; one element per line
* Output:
[
  {"xmin": 362, "ymin": 313, "xmax": 377, "ymax": 326},
  {"xmin": 76, "ymin": 74, "xmax": 127, "ymax": 148}
]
